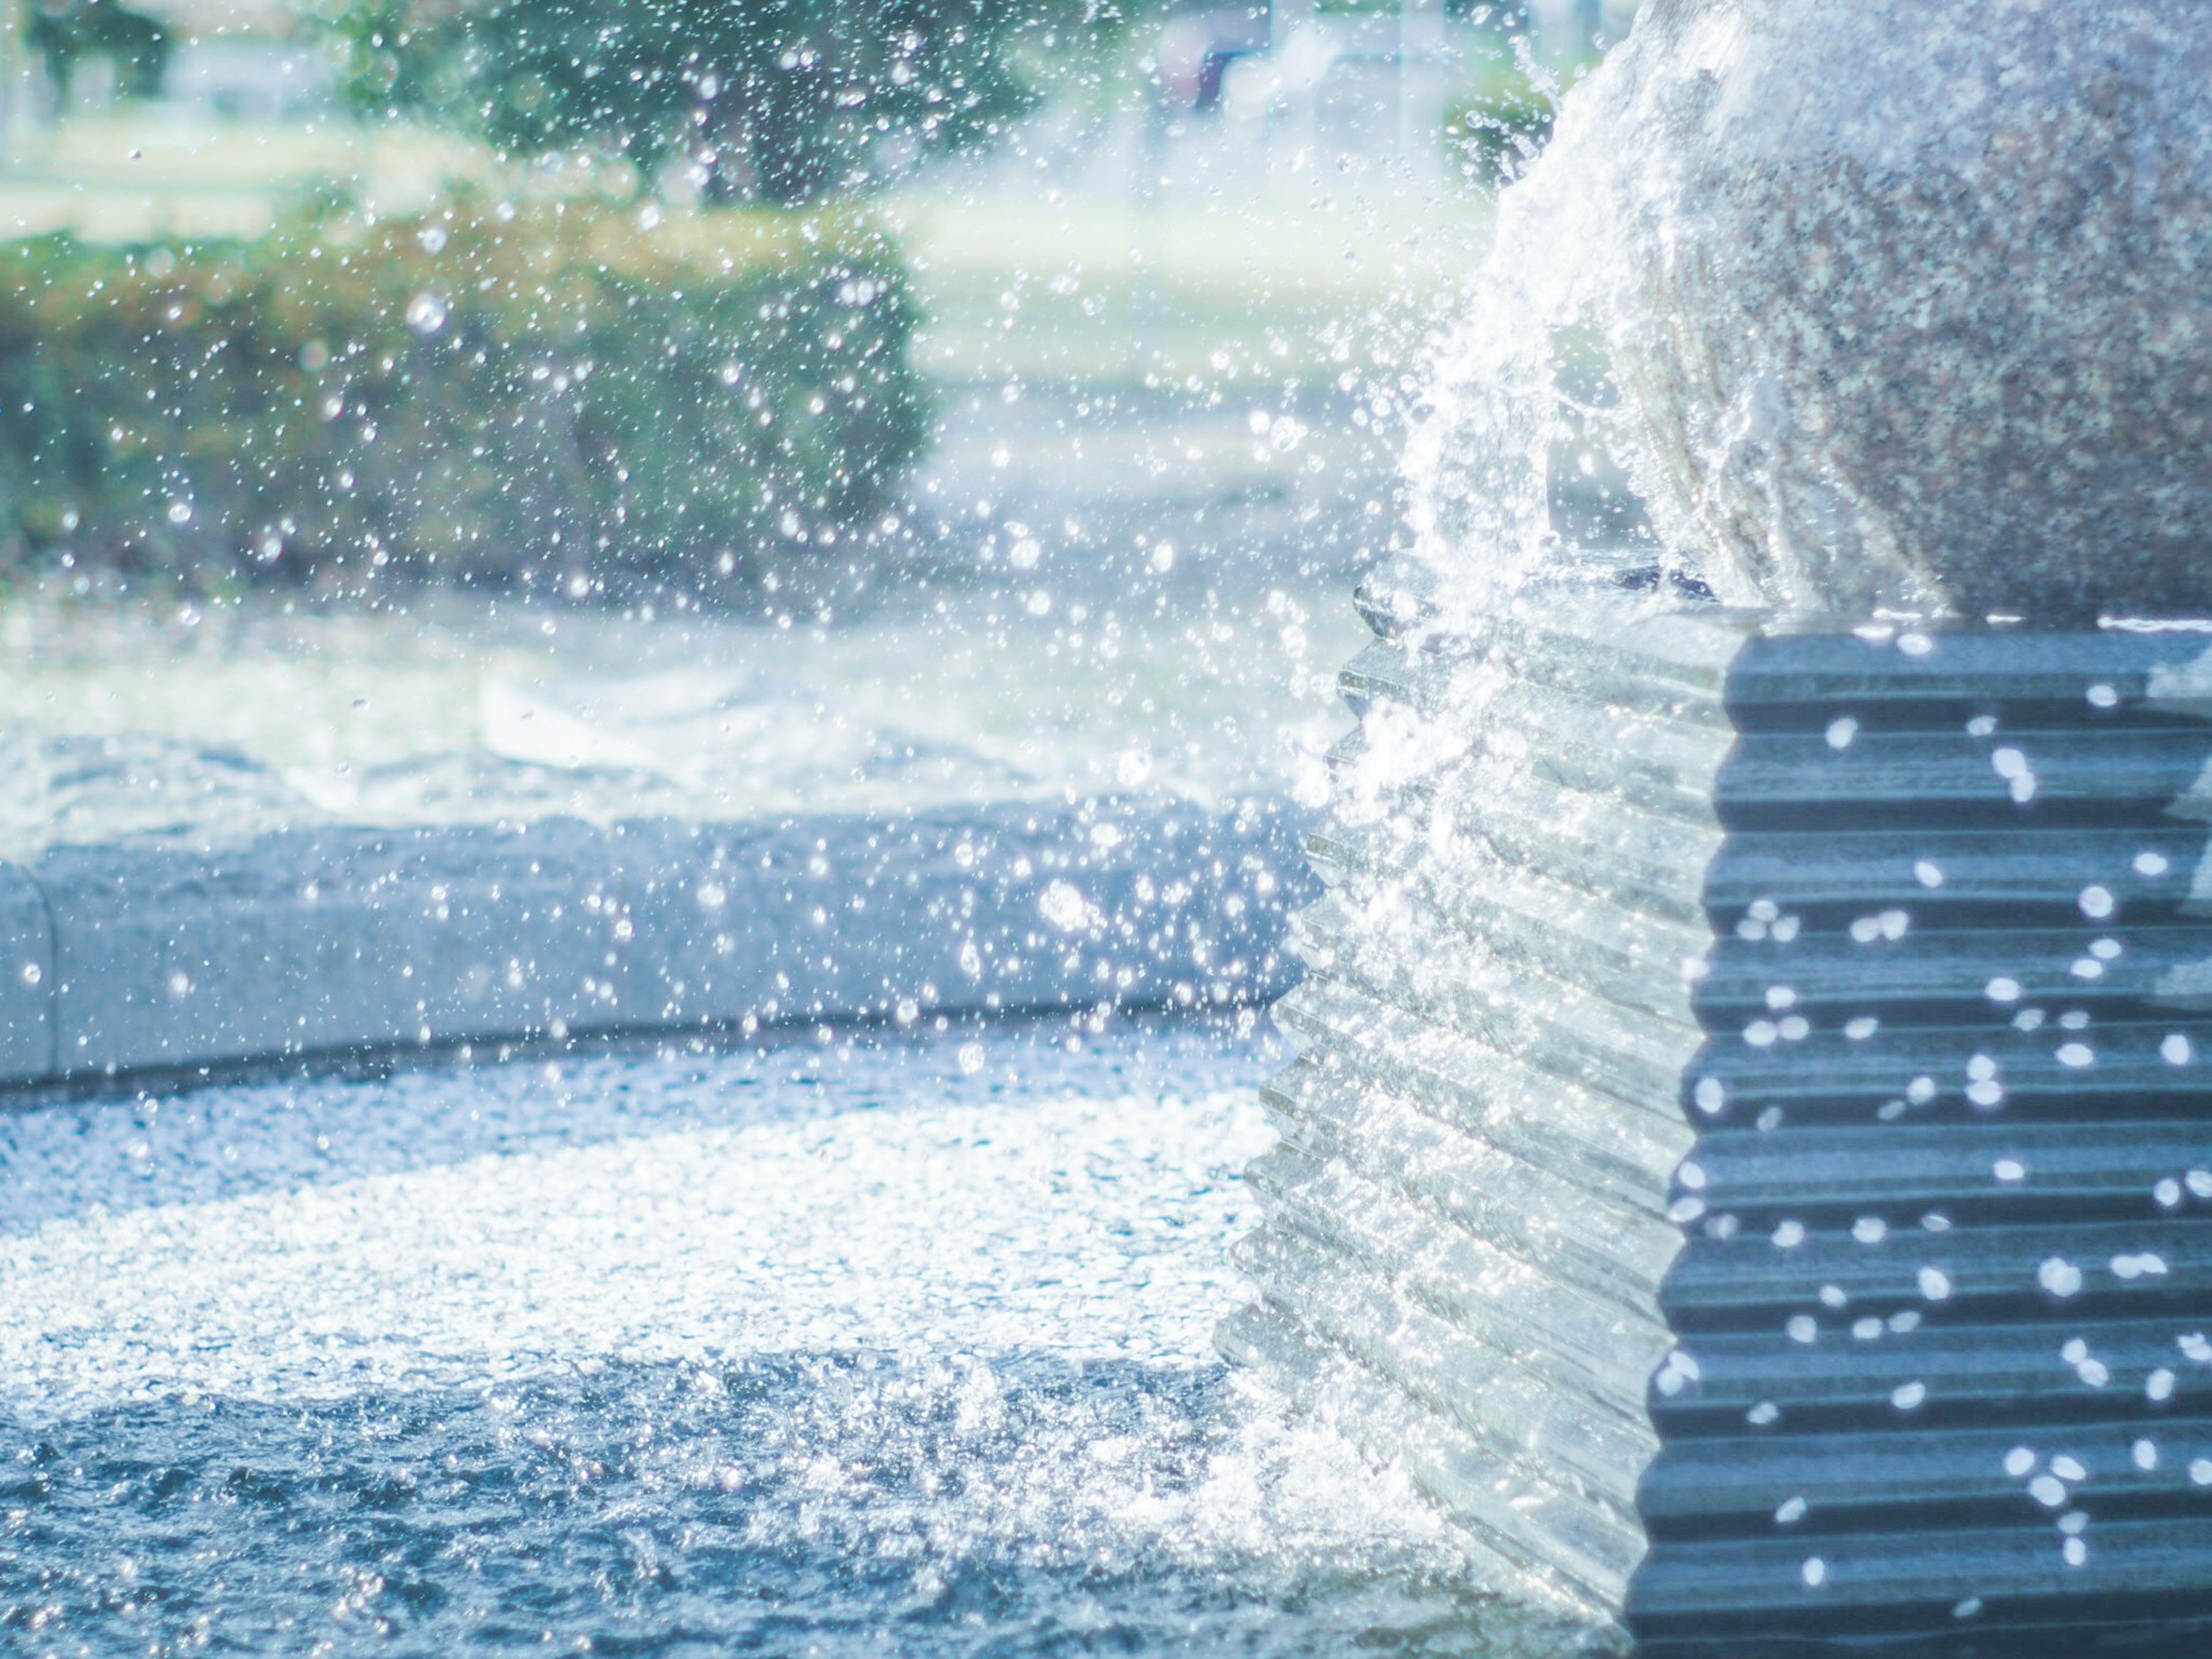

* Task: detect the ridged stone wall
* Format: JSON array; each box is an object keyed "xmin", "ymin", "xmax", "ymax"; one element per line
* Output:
[{"xmin": 1222, "ymin": 558, "xmax": 2212, "ymax": 1654}]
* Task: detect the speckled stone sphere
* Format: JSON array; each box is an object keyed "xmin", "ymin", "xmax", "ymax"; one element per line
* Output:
[{"xmin": 1604, "ymin": 0, "xmax": 2212, "ymax": 622}]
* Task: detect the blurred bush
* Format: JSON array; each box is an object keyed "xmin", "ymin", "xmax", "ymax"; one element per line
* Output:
[
  {"xmin": 336, "ymin": 0, "xmax": 1115, "ymax": 204},
  {"xmin": 1444, "ymin": 58, "xmax": 1554, "ymax": 191},
  {"xmin": 0, "ymin": 197, "xmax": 925, "ymax": 600}
]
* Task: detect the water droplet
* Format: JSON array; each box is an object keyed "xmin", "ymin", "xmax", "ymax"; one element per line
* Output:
[
  {"xmin": 1801, "ymin": 1556, "xmax": 1827, "ymax": 1588},
  {"xmin": 2031, "ymin": 1475, "xmax": 2069, "ymax": 1507},
  {"xmin": 2134, "ymin": 1438, "xmax": 2160, "ymax": 1471},
  {"xmin": 1844, "ymin": 1016, "xmax": 1879, "ymax": 1040},
  {"xmin": 2086, "ymin": 683, "xmax": 2120, "ymax": 709},
  {"xmin": 1915, "ymin": 859, "xmax": 1944, "ymax": 888},
  {"xmin": 1773, "ymin": 1220, "xmax": 1806, "ymax": 1248},
  {"xmin": 2005, "ymin": 1446, "xmax": 2037, "ymax": 1478},
  {"xmin": 1775, "ymin": 1496, "xmax": 1808, "ymax": 1524},
  {"xmin": 2136, "ymin": 851, "xmax": 2172, "ymax": 877},
  {"xmin": 1825, "ymin": 717, "xmax": 1858, "ymax": 749},
  {"xmin": 406, "ymin": 290, "xmax": 449, "ymax": 335},
  {"xmin": 1918, "ymin": 1266, "xmax": 1952, "ymax": 1301},
  {"xmin": 1786, "ymin": 1315, "xmax": 1818, "ymax": 1344},
  {"xmin": 2039, "ymin": 1257, "xmax": 2085, "ymax": 1297},
  {"xmin": 1853, "ymin": 1217, "xmax": 1887, "ymax": 1243},
  {"xmin": 2163, "ymin": 1033, "xmax": 2194, "ymax": 1065},
  {"xmin": 1892, "ymin": 1381, "xmax": 1927, "ymax": 1410},
  {"xmin": 1039, "ymin": 881, "xmax": 1086, "ymax": 931},
  {"xmin": 2080, "ymin": 885, "xmax": 2115, "ymax": 919}
]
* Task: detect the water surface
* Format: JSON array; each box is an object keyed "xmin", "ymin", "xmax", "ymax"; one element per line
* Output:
[{"xmin": 0, "ymin": 1019, "xmax": 1532, "ymax": 1656}]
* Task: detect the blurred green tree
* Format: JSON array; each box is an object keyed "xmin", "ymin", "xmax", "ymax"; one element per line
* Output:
[
  {"xmin": 28, "ymin": 0, "xmax": 172, "ymax": 106},
  {"xmin": 337, "ymin": 0, "xmax": 1123, "ymax": 203}
]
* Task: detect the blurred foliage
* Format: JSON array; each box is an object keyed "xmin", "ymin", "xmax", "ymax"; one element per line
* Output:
[
  {"xmin": 335, "ymin": 0, "xmax": 1141, "ymax": 204},
  {"xmin": 28, "ymin": 0, "xmax": 173, "ymax": 103},
  {"xmin": 1444, "ymin": 51, "xmax": 1553, "ymax": 191},
  {"xmin": 0, "ymin": 197, "xmax": 925, "ymax": 601}
]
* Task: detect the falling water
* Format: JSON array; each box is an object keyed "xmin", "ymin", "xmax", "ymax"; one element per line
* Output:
[
  {"xmin": 1411, "ymin": 0, "xmax": 2212, "ymax": 624},
  {"xmin": 1229, "ymin": 2, "xmax": 2212, "ymax": 1650}
]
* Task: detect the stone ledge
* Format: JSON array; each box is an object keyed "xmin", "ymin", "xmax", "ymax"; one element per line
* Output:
[{"xmin": 1, "ymin": 794, "xmax": 1313, "ymax": 1087}]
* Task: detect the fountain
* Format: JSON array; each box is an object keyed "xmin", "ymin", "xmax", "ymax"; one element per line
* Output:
[{"xmin": 1223, "ymin": 2, "xmax": 2212, "ymax": 1651}]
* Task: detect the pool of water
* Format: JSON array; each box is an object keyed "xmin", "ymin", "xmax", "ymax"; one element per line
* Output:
[{"xmin": 0, "ymin": 1018, "xmax": 1551, "ymax": 1656}]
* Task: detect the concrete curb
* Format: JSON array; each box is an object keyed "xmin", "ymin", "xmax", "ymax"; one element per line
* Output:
[{"xmin": 0, "ymin": 794, "xmax": 1314, "ymax": 1087}]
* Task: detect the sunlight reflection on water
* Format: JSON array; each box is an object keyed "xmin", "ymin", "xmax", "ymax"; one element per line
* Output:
[{"xmin": 0, "ymin": 1020, "xmax": 1558, "ymax": 1656}]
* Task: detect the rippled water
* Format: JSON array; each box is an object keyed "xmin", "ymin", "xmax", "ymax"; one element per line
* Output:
[{"xmin": 0, "ymin": 1018, "xmax": 1542, "ymax": 1656}]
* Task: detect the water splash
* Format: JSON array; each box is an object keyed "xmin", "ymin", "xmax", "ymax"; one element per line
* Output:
[{"xmin": 1409, "ymin": 0, "xmax": 2212, "ymax": 624}]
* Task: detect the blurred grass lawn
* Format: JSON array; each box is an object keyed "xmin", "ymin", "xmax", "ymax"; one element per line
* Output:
[{"xmin": 0, "ymin": 112, "xmax": 1490, "ymax": 388}]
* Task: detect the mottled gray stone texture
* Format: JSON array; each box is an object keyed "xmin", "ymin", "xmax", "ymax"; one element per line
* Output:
[{"xmin": 1606, "ymin": 0, "xmax": 2212, "ymax": 622}]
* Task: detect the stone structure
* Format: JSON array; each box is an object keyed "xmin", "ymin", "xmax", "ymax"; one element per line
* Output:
[
  {"xmin": 1603, "ymin": 0, "xmax": 2212, "ymax": 623},
  {"xmin": 1226, "ymin": 562, "xmax": 2212, "ymax": 1651}
]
